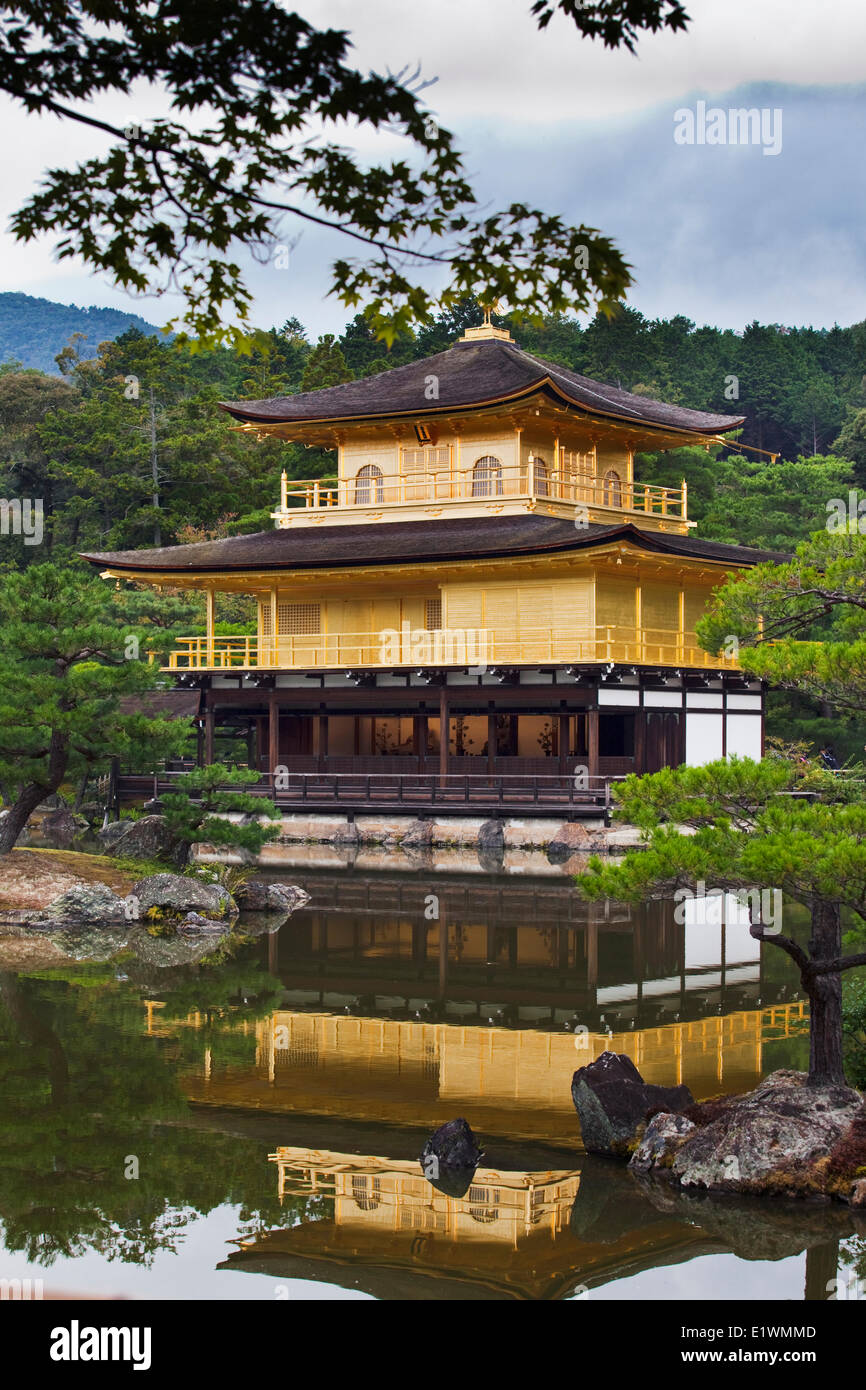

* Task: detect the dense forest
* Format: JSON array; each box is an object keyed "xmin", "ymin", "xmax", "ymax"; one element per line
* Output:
[
  {"xmin": 0, "ymin": 292, "xmax": 163, "ymax": 374},
  {"xmin": 1, "ymin": 297, "xmax": 865, "ymax": 754}
]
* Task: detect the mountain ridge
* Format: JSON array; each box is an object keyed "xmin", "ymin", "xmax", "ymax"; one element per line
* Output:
[{"xmin": 0, "ymin": 291, "xmax": 164, "ymax": 374}]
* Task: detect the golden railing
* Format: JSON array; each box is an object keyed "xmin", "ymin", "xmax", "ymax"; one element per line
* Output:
[
  {"xmin": 166, "ymin": 624, "xmax": 739, "ymax": 671},
  {"xmin": 274, "ymin": 465, "xmax": 687, "ymax": 520}
]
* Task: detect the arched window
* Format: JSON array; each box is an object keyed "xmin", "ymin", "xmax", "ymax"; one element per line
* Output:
[
  {"xmin": 530, "ymin": 455, "xmax": 550, "ymax": 497},
  {"xmin": 351, "ymin": 1175, "xmax": 382, "ymax": 1211},
  {"xmin": 603, "ymin": 468, "xmax": 622, "ymax": 507},
  {"xmin": 471, "ymin": 455, "xmax": 503, "ymax": 498},
  {"xmin": 355, "ymin": 464, "xmax": 384, "ymax": 505}
]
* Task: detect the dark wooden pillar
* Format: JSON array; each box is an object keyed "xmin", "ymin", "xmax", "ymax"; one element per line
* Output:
[
  {"xmin": 439, "ymin": 685, "xmax": 449, "ymax": 784},
  {"xmin": 415, "ymin": 712, "xmax": 428, "ymax": 772},
  {"xmin": 587, "ymin": 705, "xmax": 600, "ymax": 778},
  {"xmin": 558, "ymin": 710, "xmax": 569, "ymax": 774},
  {"xmin": 246, "ymin": 721, "xmax": 256, "ymax": 769},
  {"xmin": 268, "ymin": 693, "xmax": 280, "ymax": 776},
  {"xmin": 634, "ymin": 705, "xmax": 646, "ymax": 774},
  {"xmin": 487, "ymin": 710, "xmax": 496, "ymax": 774},
  {"xmin": 204, "ymin": 704, "xmax": 215, "ymax": 766},
  {"xmin": 318, "ymin": 707, "xmax": 328, "ymax": 772},
  {"xmin": 255, "ymin": 716, "xmax": 266, "ymax": 772}
]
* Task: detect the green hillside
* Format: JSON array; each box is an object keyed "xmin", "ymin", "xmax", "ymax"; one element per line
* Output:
[{"xmin": 0, "ymin": 292, "xmax": 164, "ymax": 372}]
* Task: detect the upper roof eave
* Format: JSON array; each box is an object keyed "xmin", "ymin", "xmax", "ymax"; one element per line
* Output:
[
  {"xmin": 218, "ymin": 337, "xmax": 745, "ymax": 438},
  {"xmin": 220, "ymin": 379, "xmax": 745, "ymax": 440}
]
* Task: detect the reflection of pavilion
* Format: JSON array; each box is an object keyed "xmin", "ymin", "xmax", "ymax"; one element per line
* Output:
[
  {"xmin": 263, "ymin": 879, "xmax": 801, "ymax": 1033},
  {"xmin": 217, "ymin": 1146, "xmax": 719, "ymax": 1301},
  {"xmin": 182, "ymin": 1002, "xmax": 807, "ymax": 1145}
]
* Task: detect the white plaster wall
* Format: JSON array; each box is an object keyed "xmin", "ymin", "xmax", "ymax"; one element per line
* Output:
[{"xmin": 685, "ymin": 711, "xmax": 724, "ymax": 765}]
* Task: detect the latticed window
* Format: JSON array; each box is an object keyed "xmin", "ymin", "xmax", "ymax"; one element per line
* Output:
[
  {"xmin": 277, "ymin": 602, "xmax": 320, "ymax": 635},
  {"xmin": 424, "ymin": 597, "xmax": 442, "ymax": 630},
  {"xmin": 471, "ymin": 455, "xmax": 503, "ymax": 497},
  {"xmin": 354, "ymin": 463, "xmax": 384, "ymax": 504},
  {"xmin": 402, "ymin": 445, "xmax": 450, "ymax": 471},
  {"xmin": 560, "ymin": 449, "xmax": 595, "ymax": 478}
]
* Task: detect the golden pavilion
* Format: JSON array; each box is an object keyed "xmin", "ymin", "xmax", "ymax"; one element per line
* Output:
[{"xmin": 84, "ymin": 320, "xmax": 778, "ymax": 811}]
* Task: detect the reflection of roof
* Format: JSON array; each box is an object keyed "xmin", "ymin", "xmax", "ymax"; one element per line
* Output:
[
  {"xmin": 217, "ymin": 1220, "xmax": 722, "ymax": 1301},
  {"xmin": 82, "ymin": 516, "xmax": 784, "ymax": 575},
  {"xmin": 219, "ymin": 336, "xmax": 745, "ymax": 435}
]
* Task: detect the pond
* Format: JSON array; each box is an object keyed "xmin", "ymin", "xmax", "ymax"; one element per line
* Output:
[{"xmin": 1, "ymin": 858, "xmax": 863, "ymax": 1302}]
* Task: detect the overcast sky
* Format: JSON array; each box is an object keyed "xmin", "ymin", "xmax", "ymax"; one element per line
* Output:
[{"xmin": 2, "ymin": 0, "xmax": 864, "ymax": 335}]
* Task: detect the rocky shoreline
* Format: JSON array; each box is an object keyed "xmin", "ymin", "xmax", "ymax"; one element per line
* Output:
[{"xmin": 572, "ymin": 1051, "xmax": 866, "ymax": 1209}]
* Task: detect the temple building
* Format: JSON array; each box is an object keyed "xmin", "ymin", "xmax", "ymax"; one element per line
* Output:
[{"xmin": 83, "ymin": 319, "xmax": 780, "ymax": 810}]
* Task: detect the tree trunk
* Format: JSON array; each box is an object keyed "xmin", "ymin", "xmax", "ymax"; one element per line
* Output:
[
  {"xmin": 0, "ymin": 782, "xmax": 50, "ymax": 854},
  {"xmin": 804, "ymin": 900, "xmax": 846, "ymax": 1086},
  {"xmin": 73, "ymin": 773, "xmax": 89, "ymax": 811}
]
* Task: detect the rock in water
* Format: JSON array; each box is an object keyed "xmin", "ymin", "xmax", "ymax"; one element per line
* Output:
[
  {"xmin": 234, "ymin": 880, "xmax": 310, "ymax": 912},
  {"xmin": 629, "ymin": 1112, "xmax": 697, "ymax": 1172},
  {"xmin": 670, "ymin": 1070, "xmax": 864, "ymax": 1193},
  {"xmin": 571, "ymin": 1051, "xmax": 694, "ymax": 1156},
  {"xmin": 18, "ymin": 883, "xmax": 128, "ymax": 930},
  {"xmin": 265, "ymin": 883, "xmax": 309, "ymax": 912},
  {"xmin": 40, "ymin": 804, "xmax": 82, "ymax": 850},
  {"xmin": 420, "ymin": 1118, "xmax": 483, "ymax": 1197},
  {"xmin": 132, "ymin": 872, "xmax": 238, "ymax": 920}
]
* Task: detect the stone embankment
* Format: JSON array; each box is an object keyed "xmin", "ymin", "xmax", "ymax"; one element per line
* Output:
[{"xmin": 191, "ymin": 812, "xmax": 642, "ymax": 868}]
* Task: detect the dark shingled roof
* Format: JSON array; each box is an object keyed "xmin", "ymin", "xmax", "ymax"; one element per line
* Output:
[
  {"xmin": 220, "ymin": 336, "xmax": 745, "ymax": 435},
  {"xmin": 119, "ymin": 689, "xmax": 202, "ymax": 720},
  {"xmin": 82, "ymin": 515, "xmax": 784, "ymax": 575}
]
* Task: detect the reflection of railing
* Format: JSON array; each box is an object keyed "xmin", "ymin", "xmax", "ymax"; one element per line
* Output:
[
  {"xmin": 167, "ymin": 624, "xmax": 738, "ymax": 671},
  {"xmin": 274, "ymin": 466, "xmax": 687, "ymax": 520}
]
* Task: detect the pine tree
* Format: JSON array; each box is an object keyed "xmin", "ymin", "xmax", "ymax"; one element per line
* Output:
[{"xmin": 0, "ymin": 564, "xmax": 187, "ymax": 853}]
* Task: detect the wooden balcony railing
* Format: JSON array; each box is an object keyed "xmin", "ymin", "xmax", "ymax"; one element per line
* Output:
[
  {"xmin": 166, "ymin": 625, "xmax": 739, "ymax": 671},
  {"xmin": 274, "ymin": 464, "xmax": 687, "ymax": 520}
]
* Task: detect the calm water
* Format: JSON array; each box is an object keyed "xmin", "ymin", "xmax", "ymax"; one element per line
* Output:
[{"xmin": 1, "ymin": 860, "xmax": 863, "ymax": 1302}]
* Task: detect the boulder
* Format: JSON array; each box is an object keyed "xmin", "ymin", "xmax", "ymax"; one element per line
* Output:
[
  {"xmin": 547, "ymin": 821, "xmax": 595, "ymax": 863},
  {"xmin": 571, "ymin": 1051, "xmax": 694, "ymax": 1156},
  {"xmin": 233, "ymin": 878, "xmax": 268, "ymax": 910},
  {"xmin": 234, "ymin": 879, "xmax": 310, "ymax": 913},
  {"xmin": 99, "ymin": 815, "xmax": 174, "ymax": 862},
  {"xmin": 331, "ymin": 821, "xmax": 360, "ymax": 847},
  {"xmin": 629, "ymin": 1112, "xmax": 696, "ymax": 1173},
  {"xmin": 850, "ymin": 1179, "xmax": 866, "ymax": 1209},
  {"xmin": 477, "ymin": 819, "xmax": 504, "ymax": 854},
  {"xmin": 420, "ymin": 1118, "xmax": 484, "ymax": 1197},
  {"xmin": 19, "ymin": 883, "xmax": 128, "ymax": 930},
  {"xmin": 98, "ymin": 819, "xmax": 131, "ymax": 850},
  {"xmin": 264, "ymin": 882, "xmax": 309, "ymax": 913},
  {"xmin": 40, "ymin": 804, "xmax": 85, "ymax": 850},
  {"xmin": 400, "ymin": 818, "xmax": 434, "ymax": 849},
  {"xmin": 132, "ymin": 872, "xmax": 238, "ymax": 921},
  {"xmin": 670, "ymin": 1070, "xmax": 864, "ymax": 1194}
]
